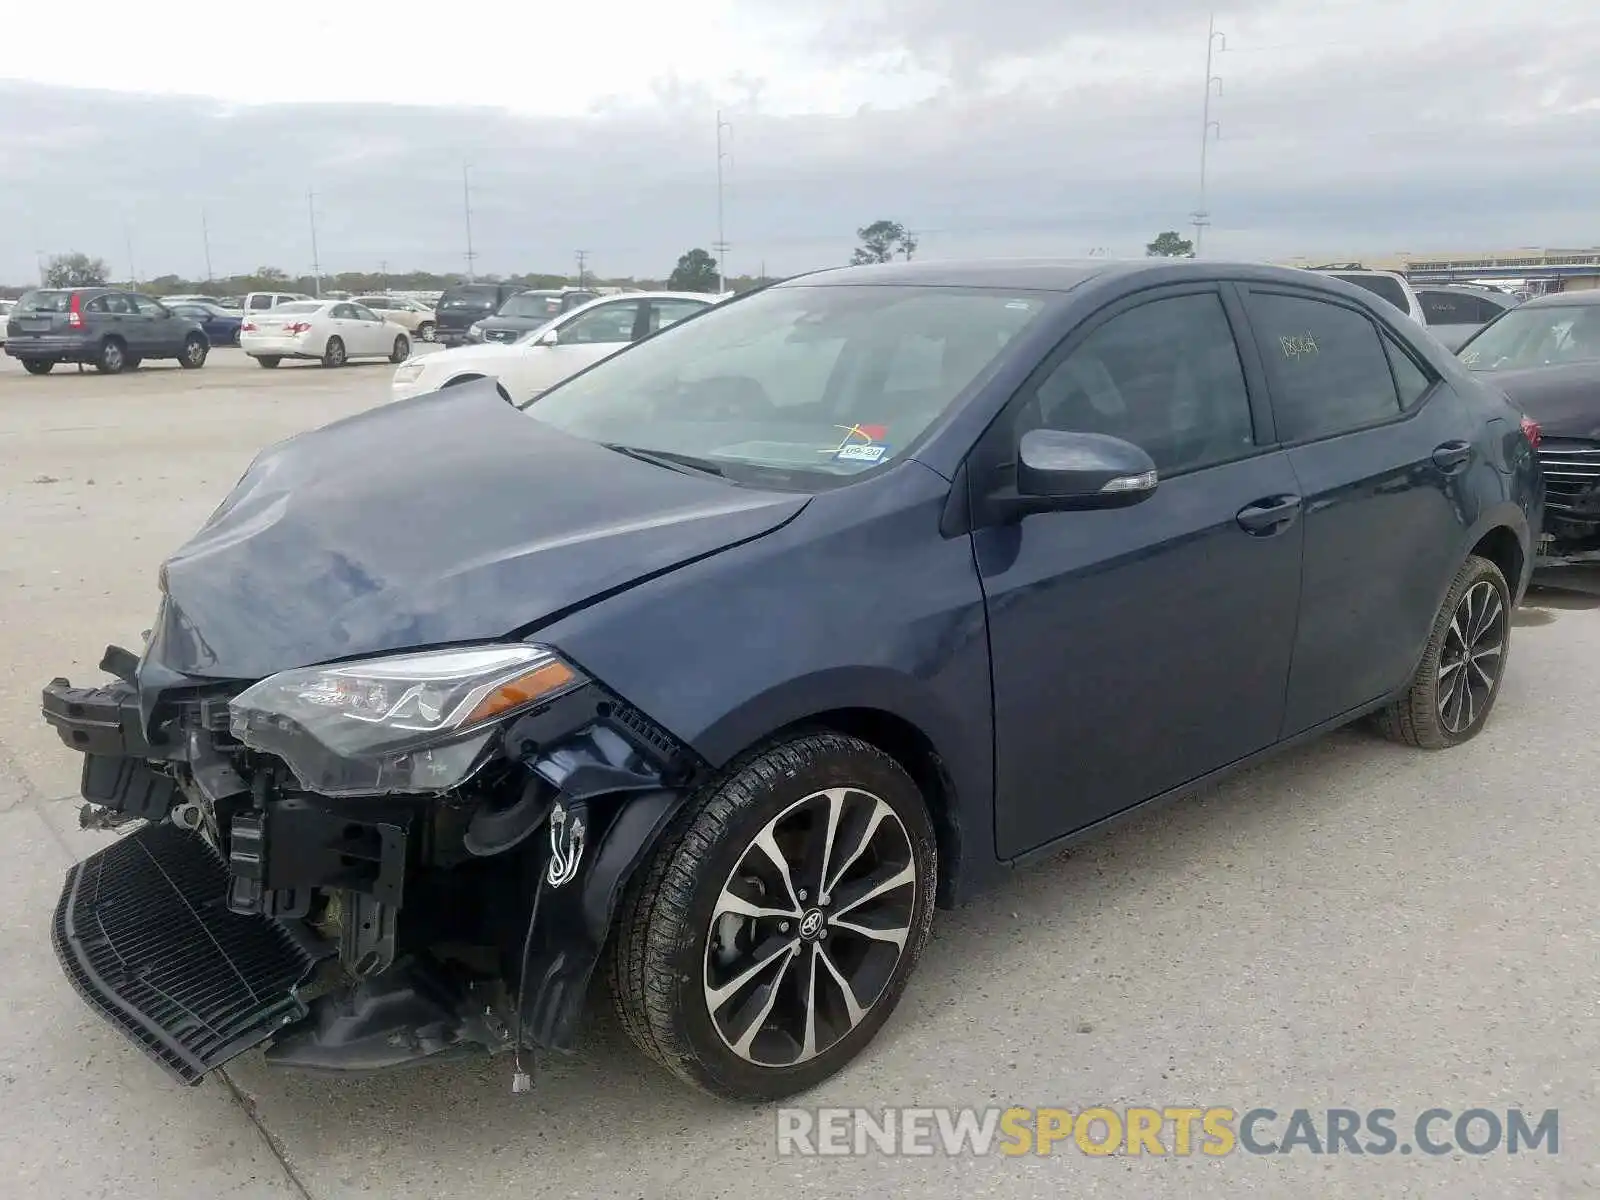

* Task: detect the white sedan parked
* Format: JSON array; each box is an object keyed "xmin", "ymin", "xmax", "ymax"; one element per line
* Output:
[
  {"xmin": 389, "ymin": 291, "xmax": 717, "ymax": 402},
  {"xmin": 241, "ymin": 299, "xmax": 413, "ymax": 369}
]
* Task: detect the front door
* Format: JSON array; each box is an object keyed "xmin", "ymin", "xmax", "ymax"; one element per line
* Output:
[
  {"xmin": 1238, "ymin": 286, "xmax": 1482, "ymax": 735},
  {"xmin": 531, "ymin": 299, "xmax": 645, "ymax": 391},
  {"xmin": 130, "ymin": 294, "xmax": 179, "ymax": 356},
  {"xmin": 973, "ymin": 286, "xmax": 1305, "ymax": 858}
]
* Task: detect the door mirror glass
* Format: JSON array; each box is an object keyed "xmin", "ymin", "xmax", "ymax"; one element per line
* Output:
[
  {"xmin": 1015, "ymin": 428, "xmax": 1158, "ymax": 509},
  {"xmin": 536, "ymin": 327, "xmax": 560, "ymax": 346}
]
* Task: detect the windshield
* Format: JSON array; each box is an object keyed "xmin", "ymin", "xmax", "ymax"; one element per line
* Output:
[
  {"xmin": 1459, "ymin": 305, "xmax": 1600, "ymax": 371},
  {"xmin": 1331, "ymin": 273, "xmax": 1409, "ymax": 312},
  {"xmin": 15, "ymin": 289, "xmax": 73, "ymax": 313},
  {"xmin": 499, "ymin": 292, "xmax": 561, "ymax": 319},
  {"xmin": 523, "ymin": 284, "xmax": 1052, "ymax": 484}
]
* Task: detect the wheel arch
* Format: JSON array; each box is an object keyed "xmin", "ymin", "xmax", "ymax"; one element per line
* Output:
[{"xmin": 1462, "ymin": 501, "xmax": 1531, "ymax": 603}]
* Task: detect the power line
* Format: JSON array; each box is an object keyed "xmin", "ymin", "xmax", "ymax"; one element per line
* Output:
[{"xmin": 1191, "ymin": 13, "xmax": 1226, "ymax": 257}]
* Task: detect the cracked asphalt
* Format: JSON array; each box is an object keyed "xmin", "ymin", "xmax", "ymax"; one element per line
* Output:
[{"xmin": 1, "ymin": 349, "xmax": 1596, "ymax": 1199}]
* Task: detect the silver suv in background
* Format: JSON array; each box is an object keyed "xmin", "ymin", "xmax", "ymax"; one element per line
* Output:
[{"xmin": 1307, "ymin": 264, "xmax": 1426, "ymax": 325}]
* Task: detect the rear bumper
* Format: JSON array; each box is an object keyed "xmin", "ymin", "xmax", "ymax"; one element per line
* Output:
[{"xmin": 5, "ymin": 335, "xmax": 96, "ymax": 361}]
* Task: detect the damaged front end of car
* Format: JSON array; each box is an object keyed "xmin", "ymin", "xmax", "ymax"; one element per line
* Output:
[{"xmin": 42, "ymin": 637, "xmax": 704, "ymax": 1088}]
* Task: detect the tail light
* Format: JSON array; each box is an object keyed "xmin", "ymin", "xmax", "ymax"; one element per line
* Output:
[
  {"xmin": 67, "ymin": 292, "xmax": 84, "ymax": 329},
  {"xmin": 241, "ymin": 321, "xmax": 257, "ymax": 332},
  {"xmin": 285, "ymin": 322, "xmax": 312, "ymax": 334},
  {"xmin": 1520, "ymin": 415, "xmax": 1541, "ymax": 449}
]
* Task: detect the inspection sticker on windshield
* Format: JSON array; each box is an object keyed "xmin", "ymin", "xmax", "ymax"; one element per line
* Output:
[{"xmin": 835, "ymin": 442, "xmax": 889, "ymax": 463}]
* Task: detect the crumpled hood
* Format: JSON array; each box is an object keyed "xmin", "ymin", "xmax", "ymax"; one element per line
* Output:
[
  {"xmin": 145, "ymin": 383, "xmax": 807, "ymax": 679},
  {"xmin": 1485, "ymin": 363, "xmax": 1600, "ymax": 440}
]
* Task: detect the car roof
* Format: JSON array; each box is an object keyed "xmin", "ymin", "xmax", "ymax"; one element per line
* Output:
[
  {"xmin": 1522, "ymin": 290, "xmax": 1600, "ymax": 307},
  {"xmin": 777, "ymin": 257, "xmax": 1390, "ymax": 293}
]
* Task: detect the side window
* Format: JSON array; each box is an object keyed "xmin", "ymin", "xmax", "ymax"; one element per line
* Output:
[
  {"xmin": 84, "ymin": 295, "xmax": 109, "ymax": 314},
  {"xmin": 1383, "ymin": 336, "xmax": 1435, "ymax": 410},
  {"xmin": 351, "ymin": 305, "xmax": 380, "ymax": 322},
  {"xmin": 131, "ymin": 295, "xmax": 166, "ymax": 317},
  {"xmin": 1245, "ymin": 292, "xmax": 1401, "ymax": 443},
  {"xmin": 1016, "ymin": 292, "xmax": 1256, "ymax": 476},
  {"xmin": 101, "ymin": 293, "xmax": 133, "ymax": 314},
  {"xmin": 249, "ymin": 295, "xmax": 273, "ymax": 311},
  {"xmin": 331, "ymin": 303, "xmax": 356, "ymax": 319},
  {"xmin": 648, "ymin": 299, "xmax": 707, "ymax": 333},
  {"xmin": 559, "ymin": 301, "xmax": 641, "ymax": 344}
]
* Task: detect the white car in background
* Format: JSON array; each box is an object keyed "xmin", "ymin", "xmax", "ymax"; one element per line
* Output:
[
  {"xmin": 390, "ymin": 290, "xmax": 717, "ymax": 403},
  {"xmin": 240, "ymin": 299, "xmax": 414, "ymax": 368},
  {"xmin": 0, "ymin": 299, "xmax": 13, "ymax": 344}
]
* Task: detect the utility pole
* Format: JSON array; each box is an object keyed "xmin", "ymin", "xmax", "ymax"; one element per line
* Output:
[
  {"xmin": 201, "ymin": 209, "xmax": 215, "ymax": 284},
  {"xmin": 123, "ymin": 220, "xmax": 138, "ymax": 287},
  {"xmin": 1191, "ymin": 14, "xmax": 1225, "ymax": 257},
  {"xmin": 307, "ymin": 189, "xmax": 322, "ymax": 297},
  {"xmin": 714, "ymin": 110, "xmax": 732, "ymax": 293},
  {"xmin": 462, "ymin": 164, "xmax": 477, "ymax": 282},
  {"xmin": 379, "ymin": 260, "xmax": 388, "ymax": 291},
  {"xmin": 575, "ymin": 249, "xmax": 588, "ymax": 288}
]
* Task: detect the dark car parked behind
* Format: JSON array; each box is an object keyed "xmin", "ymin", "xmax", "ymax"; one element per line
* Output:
[
  {"xmin": 471, "ymin": 288, "xmax": 601, "ymax": 343},
  {"xmin": 433, "ymin": 282, "xmax": 527, "ymax": 345},
  {"xmin": 5, "ymin": 287, "xmax": 210, "ymax": 374},
  {"xmin": 166, "ymin": 301, "xmax": 244, "ymax": 347},
  {"xmin": 39, "ymin": 259, "xmax": 1540, "ymax": 1103}
]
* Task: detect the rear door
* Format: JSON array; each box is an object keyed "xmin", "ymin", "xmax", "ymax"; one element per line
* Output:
[
  {"xmin": 8, "ymin": 290, "xmax": 75, "ymax": 341},
  {"xmin": 975, "ymin": 284, "xmax": 1305, "ymax": 856},
  {"xmin": 93, "ymin": 292, "xmax": 142, "ymax": 351},
  {"xmin": 1238, "ymin": 284, "xmax": 1480, "ymax": 735},
  {"xmin": 647, "ymin": 297, "xmax": 711, "ymax": 334},
  {"xmin": 348, "ymin": 303, "xmax": 390, "ymax": 355}
]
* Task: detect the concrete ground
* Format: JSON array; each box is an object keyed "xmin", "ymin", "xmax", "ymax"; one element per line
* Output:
[{"xmin": 0, "ymin": 348, "xmax": 1595, "ymax": 1199}]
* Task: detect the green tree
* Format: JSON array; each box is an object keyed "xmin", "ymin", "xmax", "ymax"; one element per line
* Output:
[
  {"xmin": 667, "ymin": 248, "xmax": 721, "ymax": 292},
  {"xmin": 43, "ymin": 252, "xmax": 110, "ymax": 288},
  {"xmin": 1145, "ymin": 231, "xmax": 1194, "ymax": 258},
  {"xmin": 851, "ymin": 220, "xmax": 918, "ymax": 265}
]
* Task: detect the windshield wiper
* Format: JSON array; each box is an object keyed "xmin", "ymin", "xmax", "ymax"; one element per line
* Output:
[{"xmin": 601, "ymin": 443, "xmax": 727, "ymax": 478}]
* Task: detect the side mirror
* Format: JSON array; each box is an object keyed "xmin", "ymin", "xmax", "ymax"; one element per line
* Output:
[
  {"xmin": 992, "ymin": 429, "xmax": 1158, "ymax": 521},
  {"xmin": 535, "ymin": 327, "xmax": 560, "ymax": 347}
]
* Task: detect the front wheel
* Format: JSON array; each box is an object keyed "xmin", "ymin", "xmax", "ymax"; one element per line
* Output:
[
  {"xmin": 179, "ymin": 335, "xmax": 208, "ymax": 369},
  {"xmin": 610, "ymin": 732, "xmax": 937, "ymax": 1101},
  {"xmin": 389, "ymin": 335, "xmax": 410, "ymax": 364},
  {"xmin": 1373, "ymin": 554, "xmax": 1511, "ymax": 749},
  {"xmin": 417, "ymin": 321, "xmax": 436, "ymax": 342},
  {"xmin": 321, "ymin": 337, "xmax": 346, "ymax": 368},
  {"xmin": 21, "ymin": 359, "xmax": 54, "ymax": 375}
]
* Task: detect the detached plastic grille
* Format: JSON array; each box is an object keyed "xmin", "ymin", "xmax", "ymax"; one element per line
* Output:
[
  {"xmin": 1538, "ymin": 440, "xmax": 1600, "ymax": 515},
  {"xmin": 51, "ymin": 822, "xmax": 315, "ymax": 1085}
]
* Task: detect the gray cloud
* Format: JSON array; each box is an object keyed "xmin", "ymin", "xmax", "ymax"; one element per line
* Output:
[{"xmin": 1, "ymin": 11, "xmax": 1597, "ymax": 285}]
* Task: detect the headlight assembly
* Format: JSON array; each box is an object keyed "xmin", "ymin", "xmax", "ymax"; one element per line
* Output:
[
  {"xmin": 228, "ymin": 645, "xmax": 586, "ymax": 796},
  {"xmin": 392, "ymin": 360, "xmax": 427, "ymax": 383}
]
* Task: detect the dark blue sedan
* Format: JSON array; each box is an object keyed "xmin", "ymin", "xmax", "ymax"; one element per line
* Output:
[
  {"xmin": 38, "ymin": 259, "xmax": 1542, "ymax": 1101},
  {"xmin": 167, "ymin": 301, "xmax": 242, "ymax": 346}
]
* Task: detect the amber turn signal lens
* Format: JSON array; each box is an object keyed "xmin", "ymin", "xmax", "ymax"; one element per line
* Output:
[{"xmin": 465, "ymin": 659, "xmax": 577, "ymax": 725}]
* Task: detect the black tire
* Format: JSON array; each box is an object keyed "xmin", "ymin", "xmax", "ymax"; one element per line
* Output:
[
  {"xmin": 609, "ymin": 732, "xmax": 937, "ymax": 1101},
  {"xmin": 179, "ymin": 335, "xmax": 208, "ymax": 369},
  {"xmin": 321, "ymin": 337, "xmax": 346, "ymax": 368},
  {"xmin": 389, "ymin": 335, "xmax": 410, "ymax": 364},
  {"xmin": 417, "ymin": 321, "xmax": 436, "ymax": 342},
  {"xmin": 1373, "ymin": 554, "xmax": 1510, "ymax": 749},
  {"xmin": 20, "ymin": 359, "xmax": 54, "ymax": 375},
  {"xmin": 94, "ymin": 338, "xmax": 127, "ymax": 374},
  {"xmin": 255, "ymin": 356, "xmax": 281, "ymax": 369}
]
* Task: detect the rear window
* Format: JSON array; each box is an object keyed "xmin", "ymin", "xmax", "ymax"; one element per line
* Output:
[
  {"xmin": 1331, "ymin": 273, "xmax": 1409, "ymax": 313},
  {"xmin": 16, "ymin": 289, "xmax": 73, "ymax": 313},
  {"xmin": 440, "ymin": 287, "xmax": 502, "ymax": 310},
  {"xmin": 272, "ymin": 302, "xmax": 323, "ymax": 314}
]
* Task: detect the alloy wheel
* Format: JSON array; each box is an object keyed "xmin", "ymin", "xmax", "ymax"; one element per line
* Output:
[
  {"xmin": 704, "ymin": 787, "xmax": 917, "ymax": 1068},
  {"xmin": 1438, "ymin": 579, "xmax": 1505, "ymax": 734}
]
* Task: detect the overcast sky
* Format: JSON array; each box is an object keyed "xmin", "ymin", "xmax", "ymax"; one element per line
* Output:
[{"xmin": 2, "ymin": 0, "xmax": 1597, "ymax": 284}]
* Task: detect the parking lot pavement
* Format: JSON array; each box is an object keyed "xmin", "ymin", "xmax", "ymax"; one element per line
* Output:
[{"xmin": 1, "ymin": 350, "xmax": 1596, "ymax": 1199}]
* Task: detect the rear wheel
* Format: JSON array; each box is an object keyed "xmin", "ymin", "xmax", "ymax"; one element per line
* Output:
[
  {"xmin": 94, "ymin": 338, "xmax": 127, "ymax": 374},
  {"xmin": 1373, "ymin": 554, "xmax": 1510, "ymax": 749},
  {"xmin": 179, "ymin": 335, "xmax": 208, "ymax": 369},
  {"xmin": 389, "ymin": 335, "xmax": 410, "ymax": 364},
  {"xmin": 610, "ymin": 732, "xmax": 937, "ymax": 1101},
  {"xmin": 417, "ymin": 321, "xmax": 436, "ymax": 342},
  {"xmin": 20, "ymin": 359, "xmax": 54, "ymax": 375},
  {"xmin": 321, "ymin": 337, "xmax": 346, "ymax": 368},
  {"xmin": 255, "ymin": 356, "xmax": 281, "ymax": 369}
]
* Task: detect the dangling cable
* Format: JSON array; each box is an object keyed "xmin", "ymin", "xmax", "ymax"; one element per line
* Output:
[{"xmin": 509, "ymin": 856, "xmax": 547, "ymax": 1094}]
